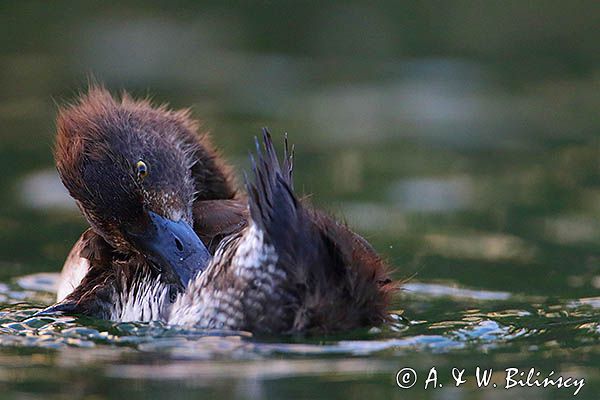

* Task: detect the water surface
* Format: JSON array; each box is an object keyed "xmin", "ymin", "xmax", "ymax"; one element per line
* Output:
[{"xmin": 1, "ymin": 2, "xmax": 599, "ymax": 399}]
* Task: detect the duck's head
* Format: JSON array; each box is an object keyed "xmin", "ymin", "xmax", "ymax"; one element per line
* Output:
[{"xmin": 54, "ymin": 87, "xmax": 220, "ymax": 286}]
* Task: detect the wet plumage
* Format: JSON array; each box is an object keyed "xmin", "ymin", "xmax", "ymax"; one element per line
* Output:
[{"xmin": 47, "ymin": 87, "xmax": 398, "ymax": 334}]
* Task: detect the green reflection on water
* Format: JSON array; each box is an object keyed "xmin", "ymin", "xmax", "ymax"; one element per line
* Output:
[{"xmin": 1, "ymin": 1, "xmax": 600, "ymax": 399}]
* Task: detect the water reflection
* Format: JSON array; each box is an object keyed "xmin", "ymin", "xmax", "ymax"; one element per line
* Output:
[
  {"xmin": 389, "ymin": 176, "xmax": 473, "ymax": 213},
  {"xmin": 20, "ymin": 170, "xmax": 76, "ymax": 211},
  {"xmin": 1, "ymin": 273, "xmax": 600, "ymax": 398},
  {"xmin": 1, "ymin": 1, "xmax": 600, "ymax": 399}
]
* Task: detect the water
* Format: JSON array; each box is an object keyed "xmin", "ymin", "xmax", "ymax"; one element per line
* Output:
[
  {"xmin": 1, "ymin": 275, "xmax": 599, "ymax": 399},
  {"xmin": 1, "ymin": 2, "xmax": 600, "ymax": 399}
]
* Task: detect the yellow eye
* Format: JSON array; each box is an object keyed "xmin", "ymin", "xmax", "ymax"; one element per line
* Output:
[{"xmin": 136, "ymin": 160, "xmax": 149, "ymax": 179}]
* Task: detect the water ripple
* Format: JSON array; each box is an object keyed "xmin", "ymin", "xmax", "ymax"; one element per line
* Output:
[{"xmin": 0, "ymin": 273, "xmax": 598, "ymax": 362}]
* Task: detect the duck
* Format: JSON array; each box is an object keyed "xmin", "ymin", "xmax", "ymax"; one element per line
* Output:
[
  {"xmin": 46, "ymin": 86, "xmax": 239, "ymax": 321},
  {"xmin": 45, "ymin": 87, "xmax": 398, "ymax": 334}
]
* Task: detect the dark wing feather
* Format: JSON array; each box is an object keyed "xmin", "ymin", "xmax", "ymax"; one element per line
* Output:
[
  {"xmin": 244, "ymin": 128, "xmax": 322, "ymax": 280},
  {"xmin": 246, "ymin": 129, "xmax": 298, "ymax": 239},
  {"xmin": 240, "ymin": 129, "xmax": 331, "ymax": 332}
]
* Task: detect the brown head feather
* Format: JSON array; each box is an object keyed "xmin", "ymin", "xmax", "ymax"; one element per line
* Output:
[{"xmin": 54, "ymin": 85, "xmax": 236, "ymax": 250}]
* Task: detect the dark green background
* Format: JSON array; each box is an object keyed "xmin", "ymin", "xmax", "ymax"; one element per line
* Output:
[{"xmin": 1, "ymin": 1, "xmax": 599, "ymax": 399}]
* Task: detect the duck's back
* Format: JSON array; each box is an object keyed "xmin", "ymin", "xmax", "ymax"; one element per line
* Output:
[{"xmin": 169, "ymin": 132, "xmax": 397, "ymax": 334}]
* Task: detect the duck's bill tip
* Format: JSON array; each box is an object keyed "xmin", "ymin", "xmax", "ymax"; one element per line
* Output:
[{"xmin": 129, "ymin": 212, "xmax": 211, "ymax": 287}]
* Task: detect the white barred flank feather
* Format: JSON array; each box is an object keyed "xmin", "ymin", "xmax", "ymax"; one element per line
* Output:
[{"xmin": 168, "ymin": 223, "xmax": 281, "ymax": 329}]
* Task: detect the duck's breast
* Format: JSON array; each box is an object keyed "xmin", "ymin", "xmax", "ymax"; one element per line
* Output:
[{"xmin": 56, "ymin": 236, "xmax": 89, "ymax": 302}]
